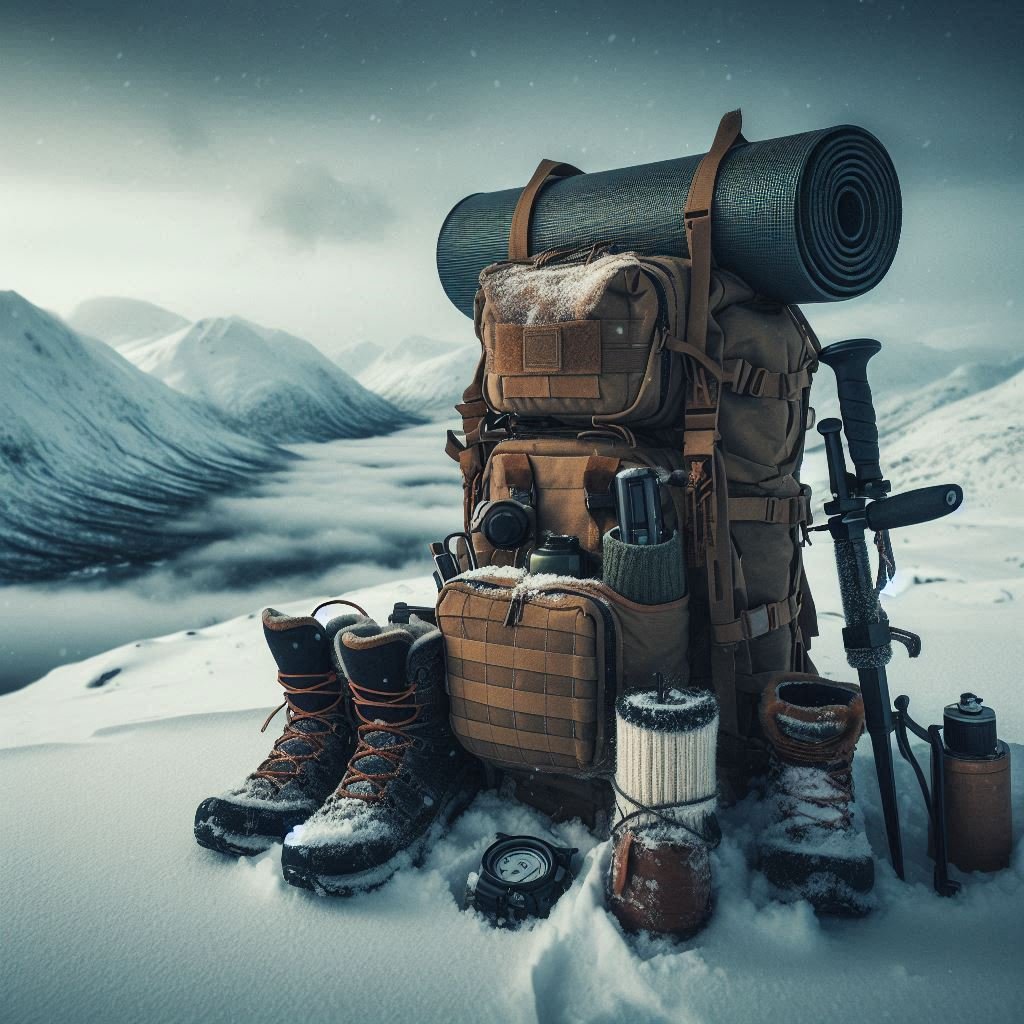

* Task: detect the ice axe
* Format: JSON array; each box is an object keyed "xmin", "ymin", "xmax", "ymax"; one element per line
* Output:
[{"xmin": 813, "ymin": 338, "xmax": 963, "ymax": 880}]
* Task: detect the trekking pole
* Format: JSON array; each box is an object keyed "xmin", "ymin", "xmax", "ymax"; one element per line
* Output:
[{"xmin": 814, "ymin": 338, "xmax": 963, "ymax": 880}]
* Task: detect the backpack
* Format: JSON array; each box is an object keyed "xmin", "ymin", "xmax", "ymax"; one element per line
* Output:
[{"xmin": 440, "ymin": 110, "xmax": 821, "ymax": 823}]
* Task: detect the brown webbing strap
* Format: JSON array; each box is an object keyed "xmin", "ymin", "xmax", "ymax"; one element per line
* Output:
[
  {"xmin": 723, "ymin": 358, "xmax": 815, "ymax": 400},
  {"xmin": 728, "ymin": 494, "xmax": 812, "ymax": 526},
  {"xmin": 508, "ymin": 159, "xmax": 584, "ymax": 261},
  {"xmin": 448, "ymin": 352, "xmax": 491, "ymax": 528},
  {"xmin": 583, "ymin": 454, "xmax": 620, "ymax": 543},
  {"xmin": 683, "ymin": 109, "xmax": 745, "ymax": 353},
  {"xmin": 712, "ymin": 593, "xmax": 801, "ymax": 646},
  {"xmin": 500, "ymin": 452, "xmax": 534, "ymax": 500},
  {"xmin": 680, "ymin": 110, "xmax": 746, "ymax": 736}
]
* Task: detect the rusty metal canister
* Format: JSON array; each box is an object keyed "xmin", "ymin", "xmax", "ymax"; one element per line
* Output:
[{"xmin": 942, "ymin": 694, "xmax": 1012, "ymax": 873}]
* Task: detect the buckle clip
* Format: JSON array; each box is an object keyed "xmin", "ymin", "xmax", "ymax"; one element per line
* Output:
[{"xmin": 743, "ymin": 605, "xmax": 772, "ymax": 639}]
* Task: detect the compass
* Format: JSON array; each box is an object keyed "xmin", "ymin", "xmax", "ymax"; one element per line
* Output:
[{"xmin": 467, "ymin": 834, "xmax": 577, "ymax": 925}]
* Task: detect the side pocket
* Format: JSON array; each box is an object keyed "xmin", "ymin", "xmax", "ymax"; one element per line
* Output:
[{"xmin": 609, "ymin": 592, "xmax": 690, "ymax": 693}]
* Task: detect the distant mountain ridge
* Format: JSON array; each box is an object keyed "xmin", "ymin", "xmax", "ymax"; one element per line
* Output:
[
  {"xmin": 356, "ymin": 337, "xmax": 478, "ymax": 419},
  {"xmin": 0, "ymin": 292, "xmax": 283, "ymax": 582},
  {"xmin": 116, "ymin": 316, "xmax": 415, "ymax": 443},
  {"xmin": 69, "ymin": 296, "xmax": 189, "ymax": 346}
]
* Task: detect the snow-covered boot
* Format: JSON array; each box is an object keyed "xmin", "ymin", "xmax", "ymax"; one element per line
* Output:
[
  {"xmin": 756, "ymin": 675, "xmax": 875, "ymax": 915},
  {"xmin": 193, "ymin": 602, "xmax": 369, "ymax": 856},
  {"xmin": 281, "ymin": 620, "xmax": 481, "ymax": 895}
]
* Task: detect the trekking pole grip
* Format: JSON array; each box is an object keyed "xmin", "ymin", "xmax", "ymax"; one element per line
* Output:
[
  {"xmin": 865, "ymin": 484, "xmax": 964, "ymax": 532},
  {"xmin": 818, "ymin": 338, "xmax": 884, "ymax": 487}
]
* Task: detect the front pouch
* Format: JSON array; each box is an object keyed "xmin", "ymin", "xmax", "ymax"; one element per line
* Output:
[
  {"xmin": 437, "ymin": 571, "xmax": 623, "ymax": 776},
  {"xmin": 474, "ymin": 252, "xmax": 687, "ymax": 429}
]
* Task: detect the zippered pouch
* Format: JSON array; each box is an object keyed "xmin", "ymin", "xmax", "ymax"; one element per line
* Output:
[
  {"xmin": 474, "ymin": 250, "xmax": 689, "ymax": 429},
  {"xmin": 436, "ymin": 569, "xmax": 689, "ymax": 776}
]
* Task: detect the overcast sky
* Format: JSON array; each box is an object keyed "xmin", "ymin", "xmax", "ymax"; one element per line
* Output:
[{"xmin": 0, "ymin": 0, "xmax": 1020, "ymax": 358}]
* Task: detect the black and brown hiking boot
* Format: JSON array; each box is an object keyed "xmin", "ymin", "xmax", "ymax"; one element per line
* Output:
[
  {"xmin": 193, "ymin": 601, "xmax": 370, "ymax": 856},
  {"xmin": 756, "ymin": 674, "xmax": 875, "ymax": 916},
  {"xmin": 280, "ymin": 619, "xmax": 481, "ymax": 895}
]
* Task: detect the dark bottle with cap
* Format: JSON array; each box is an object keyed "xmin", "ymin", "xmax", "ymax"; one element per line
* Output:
[
  {"xmin": 528, "ymin": 535, "xmax": 584, "ymax": 577},
  {"xmin": 942, "ymin": 693, "xmax": 1011, "ymax": 873}
]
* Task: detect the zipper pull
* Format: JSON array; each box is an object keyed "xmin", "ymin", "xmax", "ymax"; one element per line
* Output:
[{"xmin": 504, "ymin": 593, "xmax": 526, "ymax": 628}]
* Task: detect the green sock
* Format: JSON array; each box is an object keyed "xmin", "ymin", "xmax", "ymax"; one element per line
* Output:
[{"xmin": 602, "ymin": 528, "xmax": 686, "ymax": 604}]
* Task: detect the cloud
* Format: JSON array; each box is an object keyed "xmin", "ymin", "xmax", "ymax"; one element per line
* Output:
[{"xmin": 260, "ymin": 164, "xmax": 396, "ymax": 246}]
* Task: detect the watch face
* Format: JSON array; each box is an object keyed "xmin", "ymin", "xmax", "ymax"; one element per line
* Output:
[{"xmin": 494, "ymin": 847, "xmax": 551, "ymax": 884}]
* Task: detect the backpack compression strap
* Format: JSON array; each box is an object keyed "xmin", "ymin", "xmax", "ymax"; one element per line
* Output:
[
  {"xmin": 508, "ymin": 159, "xmax": 584, "ymax": 261},
  {"xmin": 680, "ymin": 110, "xmax": 746, "ymax": 735}
]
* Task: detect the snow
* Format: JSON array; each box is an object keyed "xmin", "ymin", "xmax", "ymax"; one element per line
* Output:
[
  {"xmin": 356, "ymin": 335, "xmax": 479, "ymax": 418},
  {"xmin": 116, "ymin": 315, "xmax": 414, "ymax": 443},
  {"xmin": 481, "ymin": 251, "xmax": 643, "ymax": 324},
  {"xmin": 0, "ymin": 292, "xmax": 283, "ymax": 581},
  {"xmin": 2, "ymin": 498, "xmax": 1021, "ymax": 1023}
]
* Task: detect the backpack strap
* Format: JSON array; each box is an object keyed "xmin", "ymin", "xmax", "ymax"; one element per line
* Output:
[
  {"xmin": 508, "ymin": 159, "xmax": 584, "ymax": 261},
  {"xmin": 722, "ymin": 358, "xmax": 816, "ymax": 400},
  {"xmin": 683, "ymin": 109, "xmax": 745, "ymax": 352},
  {"xmin": 679, "ymin": 110, "xmax": 746, "ymax": 735},
  {"xmin": 446, "ymin": 352, "xmax": 493, "ymax": 529}
]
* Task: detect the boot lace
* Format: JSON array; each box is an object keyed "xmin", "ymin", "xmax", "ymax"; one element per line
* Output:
[
  {"xmin": 333, "ymin": 677, "xmax": 420, "ymax": 802},
  {"xmin": 251, "ymin": 671, "xmax": 344, "ymax": 786},
  {"xmin": 771, "ymin": 759, "xmax": 855, "ymax": 838}
]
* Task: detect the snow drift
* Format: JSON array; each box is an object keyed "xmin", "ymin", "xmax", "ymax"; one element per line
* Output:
[
  {"xmin": 0, "ymin": 292, "xmax": 284, "ymax": 582},
  {"xmin": 116, "ymin": 316, "xmax": 415, "ymax": 443}
]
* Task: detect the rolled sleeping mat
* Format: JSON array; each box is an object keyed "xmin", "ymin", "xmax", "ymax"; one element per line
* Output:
[
  {"xmin": 437, "ymin": 123, "xmax": 901, "ymax": 317},
  {"xmin": 614, "ymin": 688, "xmax": 719, "ymax": 834}
]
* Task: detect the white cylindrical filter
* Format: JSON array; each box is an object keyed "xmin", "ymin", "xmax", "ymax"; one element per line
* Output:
[{"xmin": 614, "ymin": 687, "xmax": 719, "ymax": 832}]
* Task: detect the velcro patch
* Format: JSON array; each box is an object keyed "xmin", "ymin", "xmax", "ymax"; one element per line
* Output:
[{"xmin": 522, "ymin": 326, "xmax": 562, "ymax": 371}]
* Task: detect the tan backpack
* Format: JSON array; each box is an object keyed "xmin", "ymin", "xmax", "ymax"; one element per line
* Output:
[{"xmin": 441, "ymin": 110, "xmax": 820, "ymax": 821}]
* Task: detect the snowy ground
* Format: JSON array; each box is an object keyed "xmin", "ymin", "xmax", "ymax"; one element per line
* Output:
[{"xmin": 2, "ymin": 511, "xmax": 1021, "ymax": 1024}]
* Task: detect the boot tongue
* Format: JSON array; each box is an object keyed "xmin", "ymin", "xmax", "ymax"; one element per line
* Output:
[
  {"xmin": 262, "ymin": 608, "xmax": 353, "ymax": 720},
  {"xmin": 337, "ymin": 628, "xmax": 414, "ymax": 725},
  {"xmin": 336, "ymin": 627, "xmax": 415, "ymax": 797}
]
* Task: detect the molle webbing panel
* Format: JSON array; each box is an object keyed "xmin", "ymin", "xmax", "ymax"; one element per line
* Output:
[
  {"xmin": 437, "ymin": 582, "xmax": 611, "ymax": 773},
  {"xmin": 437, "ymin": 125, "xmax": 901, "ymax": 317}
]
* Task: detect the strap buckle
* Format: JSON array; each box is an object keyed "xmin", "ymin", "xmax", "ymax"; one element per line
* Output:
[
  {"xmin": 747, "ymin": 367, "xmax": 770, "ymax": 398},
  {"xmin": 742, "ymin": 604, "xmax": 775, "ymax": 640}
]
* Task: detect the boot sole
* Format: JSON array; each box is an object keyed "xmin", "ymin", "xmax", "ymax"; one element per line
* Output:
[
  {"xmin": 758, "ymin": 848, "xmax": 875, "ymax": 918},
  {"xmin": 282, "ymin": 771, "xmax": 480, "ymax": 896},
  {"xmin": 194, "ymin": 819, "xmax": 279, "ymax": 858}
]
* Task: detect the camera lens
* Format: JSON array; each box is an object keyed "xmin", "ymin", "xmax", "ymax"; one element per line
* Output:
[{"xmin": 480, "ymin": 501, "xmax": 532, "ymax": 549}]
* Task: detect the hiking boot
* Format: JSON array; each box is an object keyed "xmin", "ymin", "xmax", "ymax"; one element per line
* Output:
[
  {"xmin": 281, "ymin": 619, "xmax": 481, "ymax": 895},
  {"xmin": 193, "ymin": 602, "xmax": 370, "ymax": 856},
  {"xmin": 756, "ymin": 674, "xmax": 875, "ymax": 916}
]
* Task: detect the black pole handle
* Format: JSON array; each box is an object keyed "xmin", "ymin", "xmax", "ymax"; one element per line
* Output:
[
  {"xmin": 865, "ymin": 484, "xmax": 963, "ymax": 532},
  {"xmin": 816, "ymin": 417, "xmax": 850, "ymax": 501},
  {"xmin": 818, "ymin": 339, "xmax": 884, "ymax": 488}
]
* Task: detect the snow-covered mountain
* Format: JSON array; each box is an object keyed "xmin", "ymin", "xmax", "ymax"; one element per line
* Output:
[
  {"xmin": 335, "ymin": 340, "xmax": 385, "ymax": 373},
  {"xmin": 0, "ymin": 292, "xmax": 283, "ymax": 582},
  {"xmin": 69, "ymin": 296, "xmax": 190, "ymax": 347},
  {"xmin": 808, "ymin": 348, "xmax": 1020, "ymax": 450},
  {"xmin": 117, "ymin": 317, "xmax": 415, "ymax": 442},
  {"xmin": 358, "ymin": 335, "xmax": 479, "ymax": 419},
  {"xmin": 883, "ymin": 365, "xmax": 1023, "ymax": 504}
]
